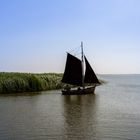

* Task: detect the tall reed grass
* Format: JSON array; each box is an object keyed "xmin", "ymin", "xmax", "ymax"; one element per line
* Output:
[
  {"xmin": 0, "ymin": 72, "xmax": 105, "ymax": 93},
  {"xmin": 0, "ymin": 72, "xmax": 63, "ymax": 93}
]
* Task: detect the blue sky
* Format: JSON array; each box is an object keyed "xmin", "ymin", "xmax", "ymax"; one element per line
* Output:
[{"xmin": 0, "ymin": 0, "xmax": 140, "ymax": 74}]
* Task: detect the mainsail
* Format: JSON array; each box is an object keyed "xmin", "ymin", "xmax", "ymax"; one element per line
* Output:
[{"xmin": 62, "ymin": 53, "xmax": 83, "ymax": 86}]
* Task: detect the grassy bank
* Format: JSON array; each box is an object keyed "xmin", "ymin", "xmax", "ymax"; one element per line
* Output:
[{"xmin": 0, "ymin": 72, "xmax": 63, "ymax": 93}]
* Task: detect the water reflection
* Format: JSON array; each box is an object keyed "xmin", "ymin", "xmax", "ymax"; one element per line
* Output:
[{"xmin": 62, "ymin": 95, "xmax": 98, "ymax": 139}]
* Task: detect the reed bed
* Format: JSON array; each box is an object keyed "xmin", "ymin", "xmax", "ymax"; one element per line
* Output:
[
  {"xmin": 0, "ymin": 72, "xmax": 63, "ymax": 93},
  {"xmin": 0, "ymin": 72, "xmax": 105, "ymax": 94}
]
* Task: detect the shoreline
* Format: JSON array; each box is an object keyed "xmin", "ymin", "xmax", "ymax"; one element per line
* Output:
[
  {"xmin": 0, "ymin": 72, "xmax": 63, "ymax": 94},
  {"xmin": 0, "ymin": 72, "xmax": 105, "ymax": 94}
]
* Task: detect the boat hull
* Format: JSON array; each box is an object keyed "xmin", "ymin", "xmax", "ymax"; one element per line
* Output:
[{"xmin": 62, "ymin": 86, "xmax": 96, "ymax": 95}]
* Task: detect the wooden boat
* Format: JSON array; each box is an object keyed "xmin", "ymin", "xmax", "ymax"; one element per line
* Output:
[
  {"xmin": 62, "ymin": 86, "xmax": 96, "ymax": 95},
  {"xmin": 61, "ymin": 42, "xmax": 100, "ymax": 95}
]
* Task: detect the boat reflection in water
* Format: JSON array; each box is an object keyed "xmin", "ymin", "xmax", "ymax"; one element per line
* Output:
[{"xmin": 62, "ymin": 94, "xmax": 98, "ymax": 139}]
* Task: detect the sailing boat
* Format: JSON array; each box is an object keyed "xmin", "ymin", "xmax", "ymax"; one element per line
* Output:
[{"xmin": 61, "ymin": 42, "xmax": 100, "ymax": 95}]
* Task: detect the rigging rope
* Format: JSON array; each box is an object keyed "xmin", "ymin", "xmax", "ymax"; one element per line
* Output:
[{"xmin": 68, "ymin": 45, "xmax": 81, "ymax": 57}]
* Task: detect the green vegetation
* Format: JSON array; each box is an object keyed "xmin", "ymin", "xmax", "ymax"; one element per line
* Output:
[
  {"xmin": 0, "ymin": 72, "xmax": 63, "ymax": 93},
  {"xmin": 0, "ymin": 72, "xmax": 105, "ymax": 94}
]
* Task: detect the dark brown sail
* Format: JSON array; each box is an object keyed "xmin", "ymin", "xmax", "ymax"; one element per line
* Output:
[
  {"xmin": 62, "ymin": 53, "xmax": 82, "ymax": 86},
  {"xmin": 84, "ymin": 56, "xmax": 100, "ymax": 84}
]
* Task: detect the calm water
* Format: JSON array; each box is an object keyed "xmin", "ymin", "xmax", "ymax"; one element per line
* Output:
[{"xmin": 0, "ymin": 75, "xmax": 140, "ymax": 140}]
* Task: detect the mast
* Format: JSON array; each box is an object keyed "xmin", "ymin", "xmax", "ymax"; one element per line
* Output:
[
  {"xmin": 84, "ymin": 56, "xmax": 100, "ymax": 84},
  {"xmin": 81, "ymin": 42, "xmax": 85, "ymax": 88}
]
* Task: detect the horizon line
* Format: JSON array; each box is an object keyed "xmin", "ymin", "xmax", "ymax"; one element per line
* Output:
[{"xmin": 0, "ymin": 71, "xmax": 140, "ymax": 75}]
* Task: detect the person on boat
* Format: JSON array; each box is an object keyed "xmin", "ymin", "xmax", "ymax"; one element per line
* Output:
[
  {"xmin": 77, "ymin": 87, "xmax": 81, "ymax": 90},
  {"xmin": 64, "ymin": 85, "xmax": 71, "ymax": 91}
]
